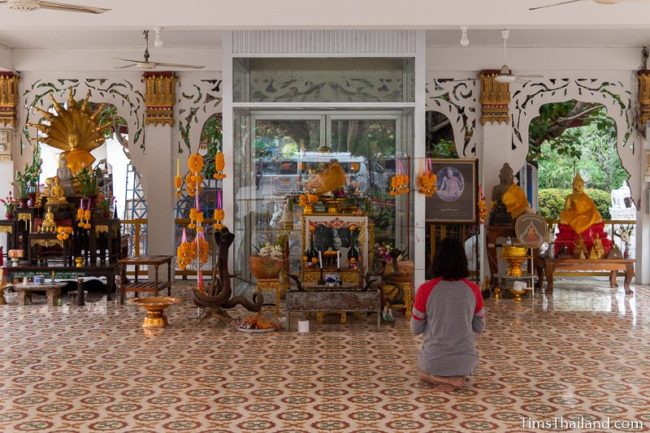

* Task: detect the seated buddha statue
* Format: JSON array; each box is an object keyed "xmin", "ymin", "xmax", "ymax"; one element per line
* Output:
[
  {"xmin": 488, "ymin": 163, "xmax": 530, "ymax": 225},
  {"xmin": 47, "ymin": 177, "xmax": 67, "ymax": 205},
  {"xmin": 56, "ymin": 154, "xmax": 74, "ymax": 196},
  {"xmin": 40, "ymin": 207, "xmax": 57, "ymax": 233},
  {"xmin": 559, "ymin": 173, "xmax": 602, "ymax": 235}
]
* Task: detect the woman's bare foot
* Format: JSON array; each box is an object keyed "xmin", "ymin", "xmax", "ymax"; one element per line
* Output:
[{"xmin": 419, "ymin": 371, "xmax": 467, "ymax": 389}]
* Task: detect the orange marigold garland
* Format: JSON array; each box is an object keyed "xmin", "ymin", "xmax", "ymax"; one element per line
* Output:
[
  {"xmin": 213, "ymin": 151, "xmax": 226, "ymax": 180},
  {"xmin": 389, "ymin": 159, "xmax": 410, "ymax": 196},
  {"xmin": 76, "ymin": 200, "xmax": 92, "ymax": 230},
  {"xmin": 478, "ymin": 185, "xmax": 488, "ymax": 224},
  {"xmin": 417, "ymin": 158, "xmax": 437, "ymax": 197}
]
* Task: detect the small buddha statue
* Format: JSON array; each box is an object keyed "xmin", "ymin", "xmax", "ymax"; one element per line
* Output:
[
  {"xmin": 559, "ymin": 173, "xmax": 602, "ymax": 235},
  {"xmin": 573, "ymin": 235, "xmax": 587, "ymax": 259},
  {"xmin": 47, "ymin": 177, "xmax": 67, "ymax": 205},
  {"xmin": 56, "ymin": 154, "xmax": 74, "ymax": 196},
  {"xmin": 42, "ymin": 178, "xmax": 53, "ymax": 198},
  {"xmin": 40, "ymin": 207, "xmax": 57, "ymax": 233},
  {"xmin": 593, "ymin": 234, "xmax": 605, "ymax": 259},
  {"xmin": 489, "ymin": 163, "xmax": 530, "ymax": 225}
]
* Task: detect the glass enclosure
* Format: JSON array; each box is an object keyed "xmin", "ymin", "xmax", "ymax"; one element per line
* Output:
[{"xmin": 232, "ymin": 57, "xmax": 415, "ymax": 282}]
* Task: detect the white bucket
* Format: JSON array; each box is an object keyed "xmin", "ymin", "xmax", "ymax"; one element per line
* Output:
[{"xmin": 298, "ymin": 320, "xmax": 309, "ymax": 333}]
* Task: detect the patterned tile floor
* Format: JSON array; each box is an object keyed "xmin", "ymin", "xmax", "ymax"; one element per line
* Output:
[{"xmin": 1, "ymin": 279, "xmax": 649, "ymax": 433}]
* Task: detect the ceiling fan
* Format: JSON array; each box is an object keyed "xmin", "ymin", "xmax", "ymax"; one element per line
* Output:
[
  {"xmin": 494, "ymin": 29, "xmax": 543, "ymax": 84},
  {"xmin": 115, "ymin": 30, "xmax": 204, "ymax": 70},
  {"xmin": 530, "ymin": 0, "xmax": 642, "ymax": 11},
  {"xmin": 0, "ymin": 0, "xmax": 109, "ymax": 13}
]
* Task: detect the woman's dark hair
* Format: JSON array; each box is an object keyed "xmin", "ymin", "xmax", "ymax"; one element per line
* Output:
[{"xmin": 430, "ymin": 237, "xmax": 469, "ymax": 280}]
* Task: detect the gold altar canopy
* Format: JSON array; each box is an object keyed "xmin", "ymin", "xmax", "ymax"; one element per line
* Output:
[{"xmin": 31, "ymin": 89, "xmax": 113, "ymax": 175}]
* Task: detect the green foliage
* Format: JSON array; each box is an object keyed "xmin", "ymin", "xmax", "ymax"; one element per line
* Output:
[
  {"xmin": 76, "ymin": 166, "xmax": 102, "ymax": 197},
  {"xmin": 14, "ymin": 146, "xmax": 42, "ymax": 198},
  {"xmin": 199, "ymin": 114, "xmax": 223, "ymax": 178},
  {"xmin": 427, "ymin": 138, "xmax": 458, "ymax": 159},
  {"xmin": 538, "ymin": 188, "xmax": 611, "ymax": 221},
  {"xmin": 532, "ymin": 102, "xmax": 629, "ymax": 193}
]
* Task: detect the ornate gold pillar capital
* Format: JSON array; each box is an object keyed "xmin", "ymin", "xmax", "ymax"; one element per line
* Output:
[
  {"xmin": 0, "ymin": 72, "xmax": 19, "ymax": 128},
  {"xmin": 143, "ymin": 72, "xmax": 177, "ymax": 126},
  {"xmin": 479, "ymin": 70, "xmax": 510, "ymax": 125},
  {"xmin": 638, "ymin": 70, "xmax": 650, "ymax": 133}
]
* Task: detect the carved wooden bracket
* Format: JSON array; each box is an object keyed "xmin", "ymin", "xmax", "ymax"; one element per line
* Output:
[
  {"xmin": 480, "ymin": 70, "xmax": 510, "ymax": 125},
  {"xmin": 638, "ymin": 70, "xmax": 650, "ymax": 134},
  {"xmin": 143, "ymin": 72, "xmax": 177, "ymax": 126},
  {"xmin": 0, "ymin": 72, "xmax": 19, "ymax": 128}
]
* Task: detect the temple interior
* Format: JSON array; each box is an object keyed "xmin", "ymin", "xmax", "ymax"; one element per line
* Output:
[{"xmin": 0, "ymin": 1, "xmax": 649, "ymax": 432}]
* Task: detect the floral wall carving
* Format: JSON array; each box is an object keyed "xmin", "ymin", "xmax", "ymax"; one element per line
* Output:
[
  {"xmin": 176, "ymin": 75, "xmax": 223, "ymax": 153},
  {"xmin": 20, "ymin": 76, "xmax": 146, "ymax": 154},
  {"xmin": 425, "ymin": 75, "xmax": 479, "ymax": 158},
  {"xmin": 510, "ymin": 77, "xmax": 642, "ymax": 203}
]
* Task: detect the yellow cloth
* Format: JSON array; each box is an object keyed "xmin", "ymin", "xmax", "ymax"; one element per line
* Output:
[
  {"xmin": 501, "ymin": 184, "xmax": 529, "ymax": 219},
  {"xmin": 559, "ymin": 192, "xmax": 602, "ymax": 235},
  {"xmin": 63, "ymin": 150, "xmax": 96, "ymax": 176}
]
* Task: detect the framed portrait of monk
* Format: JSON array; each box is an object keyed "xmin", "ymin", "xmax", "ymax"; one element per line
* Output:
[{"xmin": 426, "ymin": 158, "xmax": 478, "ymax": 223}]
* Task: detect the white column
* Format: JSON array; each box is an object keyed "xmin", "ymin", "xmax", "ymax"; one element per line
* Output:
[
  {"xmin": 636, "ymin": 133, "xmax": 650, "ymax": 284},
  {"xmin": 142, "ymin": 126, "xmax": 175, "ymax": 260},
  {"xmin": 413, "ymin": 31, "xmax": 426, "ymax": 288},
  {"xmin": 221, "ymin": 32, "xmax": 234, "ymax": 271},
  {"xmin": 480, "ymin": 121, "xmax": 512, "ymax": 279}
]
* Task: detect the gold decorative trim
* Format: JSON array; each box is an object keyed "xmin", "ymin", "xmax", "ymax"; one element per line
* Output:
[
  {"xmin": 480, "ymin": 70, "xmax": 510, "ymax": 125},
  {"xmin": 0, "ymin": 225, "xmax": 12, "ymax": 233},
  {"xmin": 96, "ymin": 225, "xmax": 109, "ymax": 233},
  {"xmin": 30, "ymin": 238, "xmax": 64, "ymax": 248},
  {"xmin": 144, "ymin": 72, "xmax": 177, "ymax": 126},
  {"xmin": 17, "ymin": 213, "xmax": 32, "ymax": 223},
  {"xmin": 0, "ymin": 73, "xmax": 19, "ymax": 128},
  {"xmin": 638, "ymin": 70, "xmax": 650, "ymax": 133}
]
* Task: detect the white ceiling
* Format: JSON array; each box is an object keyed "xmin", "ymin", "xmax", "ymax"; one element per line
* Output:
[{"xmin": 1, "ymin": 0, "xmax": 650, "ymax": 49}]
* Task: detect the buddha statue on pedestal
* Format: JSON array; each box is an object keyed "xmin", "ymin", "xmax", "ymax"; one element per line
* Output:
[
  {"xmin": 56, "ymin": 154, "xmax": 74, "ymax": 196},
  {"xmin": 560, "ymin": 173, "xmax": 602, "ymax": 235},
  {"xmin": 554, "ymin": 172, "xmax": 612, "ymax": 257},
  {"xmin": 488, "ymin": 163, "xmax": 530, "ymax": 226},
  {"xmin": 40, "ymin": 207, "xmax": 57, "ymax": 233}
]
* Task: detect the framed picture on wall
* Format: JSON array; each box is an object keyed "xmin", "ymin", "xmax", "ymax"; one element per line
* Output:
[{"xmin": 426, "ymin": 158, "xmax": 478, "ymax": 223}]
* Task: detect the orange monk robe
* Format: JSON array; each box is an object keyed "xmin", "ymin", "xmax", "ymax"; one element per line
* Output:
[
  {"xmin": 501, "ymin": 184, "xmax": 529, "ymax": 219},
  {"xmin": 559, "ymin": 192, "xmax": 602, "ymax": 235}
]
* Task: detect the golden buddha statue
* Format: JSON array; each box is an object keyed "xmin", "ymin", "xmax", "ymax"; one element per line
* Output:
[
  {"xmin": 40, "ymin": 207, "xmax": 57, "ymax": 233},
  {"xmin": 489, "ymin": 163, "xmax": 530, "ymax": 224},
  {"xmin": 42, "ymin": 178, "xmax": 53, "ymax": 198},
  {"xmin": 559, "ymin": 173, "xmax": 602, "ymax": 235},
  {"xmin": 47, "ymin": 177, "xmax": 67, "ymax": 205},
  {"xmin": 30, "ymin": 88, "xmax": 113, "ymax": 176}
]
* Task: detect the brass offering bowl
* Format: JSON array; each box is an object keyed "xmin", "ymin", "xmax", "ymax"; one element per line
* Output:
[
  {"xmin": 509, "ymin": 286, "xmax": 529, "ymax": 302},
  {"xmin": 130, "ymin": 297, "xmax": 182, "ymax": 329},
  {"xmin": 501, "ymin": 246, "xmax": 528, "ymax": 277}
]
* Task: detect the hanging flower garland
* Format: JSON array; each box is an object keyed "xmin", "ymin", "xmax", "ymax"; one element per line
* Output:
[
  {"xmin": 417, "ymin": 158, "xmax": 437, "ymax": 197},
  {"xmin": 213, "ymin": 190, "xmax": 225, "ymax": 230},
  {"xmin": 174, "ymin": 152, "xmax": 228, "ymax": 292},
  {"xmin": 213, "ymin": 152, "xmax": 226, "ymax": 180},
  {"xmin": 389, "ymin": 159, "xmax": 410, "ymax": 196},
  {"xmin": 478, "ymin": 185, "xmax": 488, "ymax": 224},
  {"xmin": 76, "ymin": 200, "xmax": 92, "ymax": 230}
]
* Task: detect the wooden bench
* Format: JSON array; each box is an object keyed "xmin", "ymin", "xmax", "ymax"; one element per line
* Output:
[
  {"xmin": 285, "ymin": 289, "xmax": 381, "ymax": 330},
  {"xmin": 539, "ymin": 258, "xmax": 635, "ymax": 294}
]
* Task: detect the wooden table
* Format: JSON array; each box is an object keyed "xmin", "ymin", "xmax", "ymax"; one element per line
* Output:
[
  {"xmin": 13, "ymin": 282, "xmax": 68, "ymax": 306},
  {"xmin": 2, "ymin": 264, "xmax": 119, "ymax": 304},
  {"xmin": 541, "ymin": 258, "xmax": 635, "ymax": 294},
  {"xmin": 119, "ymin": 255, "xmax": 173, "ymax": 304},
  {"xmin": 285, "ymin": 288, "xmax": 381, "ymax": 330}
]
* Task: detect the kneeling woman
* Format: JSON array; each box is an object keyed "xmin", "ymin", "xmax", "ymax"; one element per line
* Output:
[{"xmin": 411, "ymin": 237, "xmax": 485, "ymax": 389}]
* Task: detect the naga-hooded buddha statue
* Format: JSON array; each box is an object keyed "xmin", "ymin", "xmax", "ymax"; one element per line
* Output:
[
  {"xmin": 31, "ymin": 88, "xmax": 113, "ymax": 176},
  {"xmin": 554, "ymin": 173, "xmax": 611, "ymax": 257}
]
